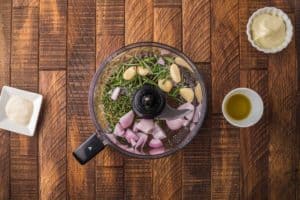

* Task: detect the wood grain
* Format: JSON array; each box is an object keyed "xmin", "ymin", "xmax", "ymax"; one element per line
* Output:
[
  {"xmin": 211, "ymin": 128, "xmax": 240, "ymax": 200},
  {"xmin": 154, "ymin": 0, "xmax": 181, "ymax": 7},
  {"xmin": 67, "ymin": 0, "xmax": 96, "ymax": 199},
  {"xmin": 183, "ymin": 0, "xmax": 210, "ymax": 62},
  {"xmin": 153, "ymin": 7, "xmax": 182, "ymax": 49},
  {"xmin": 240, "ymin": 70, "xmax": 269, "ymax": 199},
  {"xmin": 271, "ymin": 0, "xmax": 295, "ymax": 13},
  {"xmin": 296, "ymin": 0, "xmax": 300, "ymax": 92},
  {"xmin": 211, "ymin": 1, "xmax": 240, "ymax": 199},
  {"xmin": 0, "ymin": 0, "xmax": 11, "ymax": 198},
  {"xmin": 124, "ymin": 159, "xmax": 152, "ymax": 199},
  {"xmin": 153, "ymin": 5, "xmax": 182, "ymax": 200},
  {"xmin": 96, "ymin": 167, "xmax": 124, "ymax": 200},
  {"xmin": 95, "ymin": 1, "xmax": 125, "ymax": 198},
  {"xmin": 123, "ymin": 1, "xmax": 154, "ymax": 199},
  {"xmin": 239, "ymin": 0, "xmax": 269, "ymax": 69},
  {"xmin": 125, "ymin": 0, "xmax": 153, "ymax": 44},
  {"xmin": 39, "ymin": 71, "xmax": 67, "ymax": 199},
  {"xmin": 39, "ymin": 0, "xmax": 67, "ymax": 70},
  {"xmin": 211, "ymin": 0, "xmax": 240, "ymax": 114},
  {"xmin": 96, "ymin": 0, "xmax": 124, "ymax": 167},
  {"xmin": 10, "ymin": 3, "xmax": 39, "ymax": 199},
  {"xmin": 182, "ymin": 130, "xmax": 211, "ymax": 200},
  {"xmin": 268, "ymin": 22, "xmax": 298, "ymax": 199}
]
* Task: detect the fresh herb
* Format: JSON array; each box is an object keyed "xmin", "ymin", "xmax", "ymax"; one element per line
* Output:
[{"xmin": 101, "ymin": 55, "xmax": 182, "ymax": 127}]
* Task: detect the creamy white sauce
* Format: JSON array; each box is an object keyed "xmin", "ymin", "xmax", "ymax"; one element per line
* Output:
[
  {"xmin": 251, "ymin": 13, "xmax": 286, "ymax": 49},
  {"xmin": 5, "ymin": 95, "xmax": 33, "ymax": 125}
]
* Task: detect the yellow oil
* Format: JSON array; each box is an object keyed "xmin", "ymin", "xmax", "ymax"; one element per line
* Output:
[{"xmin": 225, "ymin": 94, "xmax": 251, "ymax": 120}]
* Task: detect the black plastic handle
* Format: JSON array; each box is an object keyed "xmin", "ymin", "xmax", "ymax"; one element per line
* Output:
[{"xmin": 73, "ymin": 133, "xmax": 105, "ymax": 165}]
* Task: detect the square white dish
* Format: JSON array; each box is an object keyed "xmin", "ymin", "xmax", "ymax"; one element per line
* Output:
[{"xmin": 0, "ymin": 86, "xmax": 43, "ymax": 136}]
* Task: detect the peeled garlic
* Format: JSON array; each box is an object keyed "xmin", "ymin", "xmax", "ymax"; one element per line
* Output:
[
  {"xmin": 158, "ymin": 79, "xmax": 173, "ymax": 92},
  {"xmin": 194, "ymin": 82, "xmax": 203, "ymax": 103},
  {"xmin": 180, "ymin": 88, "xmax": 194, "ymax": 102},
  {"xmin": 170, "ymin": 64, "xmax": 181, "ymax": 83},
  {"xmin": 175, "ymin": 56, "xmax": 193, "ymax": 72},
  {"xmin": 137, "ymin": 66, "xmax": 150, "ymax": 76},
  {"xmin": 123, "ymin": 66, "xmax": 137, "ymax": 80}
]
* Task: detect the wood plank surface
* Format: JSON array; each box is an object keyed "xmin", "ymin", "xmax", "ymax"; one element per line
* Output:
[
  {"xmin": 10, "ymin": 1, "xmax": 39, "ymax": 199},
  {"xmin": 211, "ymin": 0, "xmax": 240, "ymax": 114},
  {"xmin": 0, "ymin": 0, "xmax": 11, "ymax": 199},
  {"xmin": 39, "ymin": 71, "xmax": 67, "ymax": 199},
  {"xmin": 152, "ymin": 5, "xmax": 183, "ymax": 200},
  {"xmin": 268, "ymin": 22, "xmax": 298, "ymax": 199},
  {"xmin": 95, "ymin": 0, "xmax": 125, "ymax": 199},
  {"xmin": 67, "ymin": 0, "xmax": 96, "ymax": 199},
  {"xmin": 39, "ymin": 0, "xmax": 67, "ymax": 70},
  {"xmin": 240, "ymin": 70, "xmax": 269, "ymax": 199},
  {"xmin": 211, "ymin": 0, "xmax": 240, "ymax": 199},
  {"xmin": 182, "ymin": 0, "xmax": 210, "ymax": 62},
  {"xmin": 125, "ymin": 0, "xmax": 153, "ymax": 44},
  {"xmin": 124, "ymin": 1, "xmax": 153, "ymax": 199}
]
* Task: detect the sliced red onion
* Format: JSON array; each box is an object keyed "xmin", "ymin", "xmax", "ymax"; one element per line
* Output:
[
  {"xmin": 124, "ymin": 129, "xmax": 138, "ymax": 143},
  {"xmin": 130, "ymin": 138, "xmax": 137, "ymax": 147},
  {"xmin": 178, "ymin": 102, "xmax": 195, "ymax": 121},
  {"xmin": 149, "ymin": 147, "xmax": 165, "ymax": 155},
  {"xmin": 119, "ymin": 110, "xmax": 135, "ymax": 129},
  {"xmin": 166, "ymin": 118, "xmax": 184, "ymax": 130},
  {"xmin": 182, "ymin": 119, "xmax": 190, "ymax": 127},
  {"xmin": 193, "ymin": 104, "xmax": 201, "ymax": 123},
  {"xmin": 135, "ymin": 132, "xmax": 148, "ymax": 150},
  {"xmin": 148, "ymin": 138, "xmax": 163, "ymax": 148},
  {"xmin": 152, "ymin": 123, "xmax": 166, "ymax": 139},
  {"xmin": 157, "ymin": 57, "xmax": 165, "ymax": 65},
  {"xmin": 190, "ymin": 123, "xmax": 196, "ymax": 131},
  {"xmin": 111, "ymin": 87, "xmax": 121, "ymax": 100},
  {"xmin": 113, "ymin": 123, "xmax": 125, "ymax": 137},
  {"xmin": 132, "ymin": 122, "xmax": 139, "ymax": 132},
  {"xmin": 135, "ymin": 119, "xmax": 154, "ymax": 133}
]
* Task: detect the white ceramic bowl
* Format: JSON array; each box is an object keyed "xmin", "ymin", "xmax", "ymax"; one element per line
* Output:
[
  {"xmin": 246, "ymin": 7, "xmax": 293, "ymax": 53},
  {"xmin": 222, "ymin": 88, "xmax": 264, "ymax": 128},
  {"xmin": 0, "ymin": 86, "xmax": 43, "ymax": 136}
]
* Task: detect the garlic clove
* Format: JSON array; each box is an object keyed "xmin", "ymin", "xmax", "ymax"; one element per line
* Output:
[
  {"xmin": 170, "ymin": 64, "xmax": 181, "ymax": 83},
  {"xmin": 175, "ymin": 56, "xmax": 193, "ymax": 72},
  {"xmin": 179, "ymin": 87, "xmax": 194, "ymax": 102},
  {"xmin": 158, "ymin": 79, "xmax": 173, "ymax": 92},
  {"xmin": 123, "ymin": 66, "xmax": 137, "ymax": 80},
  {"xmin": 194, "ymin": 82, "xmax": 203, "ymax": 103},
  {"xmin": 137, "ymin": 66, "xmax": 150, "ymax": 76}
]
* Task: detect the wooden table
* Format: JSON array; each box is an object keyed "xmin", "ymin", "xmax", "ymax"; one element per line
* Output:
[{"xmin": 0, "ymin": 0, "xmax": 299, "ymax": 199}]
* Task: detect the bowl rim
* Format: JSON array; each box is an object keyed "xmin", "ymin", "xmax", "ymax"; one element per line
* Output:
[{"xmin": 88, "ymin": 42, "xmax": 208, "ymax": 159}]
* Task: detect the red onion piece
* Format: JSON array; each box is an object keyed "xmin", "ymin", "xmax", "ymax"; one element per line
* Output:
[
  {"xmin": 132, "ymin": 122, "xmax": 139, "ymax": 132},
  {"xmin": 182, "ymin": 119, "xmax": 190, "ymax": 127},
  {"xmin": 193, "ymin": 104, "xmax": 201, "ymax": 123},
  {"xmin": 166, "ymin": 118, "xmax": 184, "ymax": 130},
  {"xmin": 124, "ymin": 129, "xmax": 138, "ymax": 143},
  {"xmin": 148, "ymin": 138, "xmax": 163, "ymax": 148},
  {"xmin": 111, "ymin": 87, "xmax": 121, "ymax": 100},
  {"xmin": 190, "ymin": 123, "xmax": 196, "ymax": 131},
  {"xmin": 119, "ymin": 110, "xmax": 135, "ymax": 129},
  {"xmin": 113, "ymin": 123, "xmax": 125, "ymax": 137},
  {"xmin": 149, "ymin": 147, "xmax": 165, "ymax": 155},
  {"xmin": 152, "ymin": 123, "xmax": 166, "ymax": 139},
  {"xmin": 178, "ymin": 102, "xmax": 195, "ymax": 121},
  {"xmin": 135, "ymin": 119, "xmax": 154, "ymax": 133},
  {"xmin": 135, "ymin": 132, "xmax": 148, "ymax": 150},
  {"xmin": 157, "ymin": 57, "xmax": 165, "ymax": 65}
]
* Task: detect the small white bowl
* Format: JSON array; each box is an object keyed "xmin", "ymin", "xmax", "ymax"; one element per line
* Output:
[
  {"xmin": 222, "ymin": 88, "xmax": 264, "ymax": 128},
  {"xmin": 0, "ymin": 86, "xmax": 43, "ymax": 136},
  {"xmin": 246, "ymin": 7, "xmax": 293, "ymax": 53}
]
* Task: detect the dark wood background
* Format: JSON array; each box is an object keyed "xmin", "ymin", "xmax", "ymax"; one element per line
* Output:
[{"xmin": 0, "ymin": 0, "xmax": 299, "ymax": 199}]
